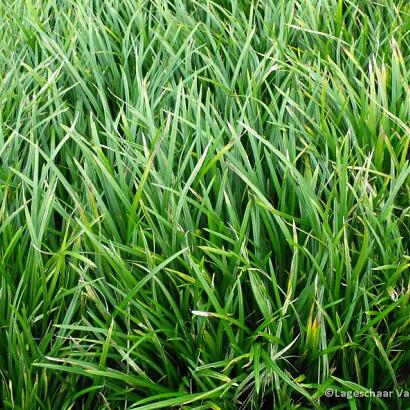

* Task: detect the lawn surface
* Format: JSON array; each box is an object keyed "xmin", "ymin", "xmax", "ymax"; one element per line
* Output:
[{"xmin": 0, "ymin": 0, "xmax": 409, "ymax": 408}]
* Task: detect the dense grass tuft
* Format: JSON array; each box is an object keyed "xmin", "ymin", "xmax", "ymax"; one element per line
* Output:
[{"xmin": 0, "ymin": 0, "xmax": 409, "ymax": 408}]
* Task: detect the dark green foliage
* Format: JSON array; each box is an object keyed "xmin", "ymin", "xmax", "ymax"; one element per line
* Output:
[{"xmin": 0, "ymin": 0, "xmax": 409, "ymax": 408}]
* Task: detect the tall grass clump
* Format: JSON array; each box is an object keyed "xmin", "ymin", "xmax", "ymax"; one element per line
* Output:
[{"xmin": 0, "ymin": 0, "xmax": 409, "ymax": 408}]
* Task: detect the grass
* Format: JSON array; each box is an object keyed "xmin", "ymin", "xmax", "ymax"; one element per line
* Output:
[{"xmin": 0, "ymin": 0, "xmax": 409, "ymax": 408}]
